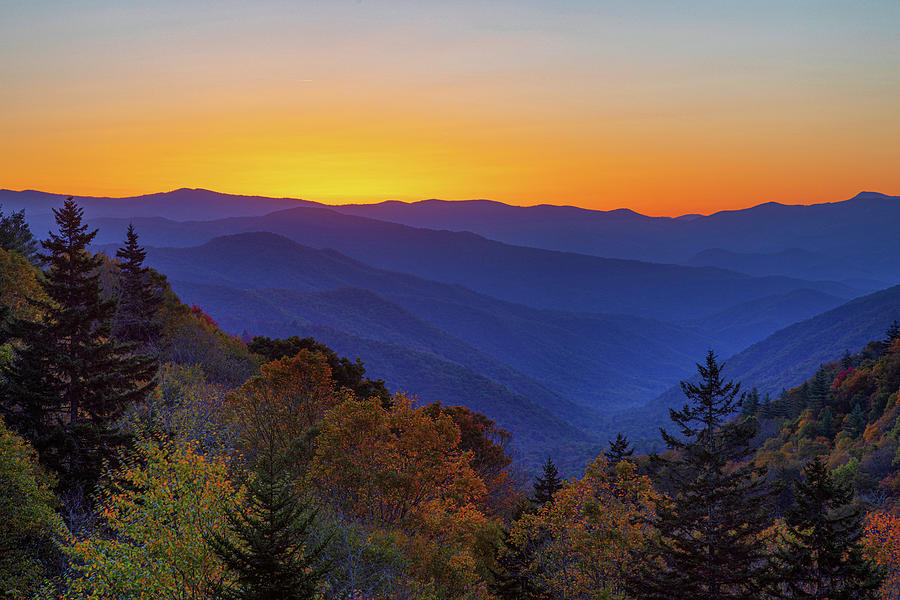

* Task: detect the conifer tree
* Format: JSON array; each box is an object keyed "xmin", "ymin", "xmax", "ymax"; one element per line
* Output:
[
  {"xmin": 207, "ymin": 451, "xmax": 329, "ymax": 600},
  {"xmin": 606, "ymin": 433, "xmax": 634, "ymax": 475},
  {"xmin": 490, "ymin": 528, "xmax": 550, "ymax": 600},
  {"xmin": 0, "ymin": 199, "xmax": 156, "ymax": 489},
  {"xmin": 627, "ymin": 350, "xmax": 774, "ymax": 600},
  {"xmin": 741, "ymin": 387, "xmax": 760, "ymax": 416},
  {"xmin": 114, "ymin": 223, "xmax": 164, "ymax": 345},
  {"xmin": 770, "ymin": 456, "xmax": 884, "ymax": 599},
  {"xmin": 807, "ymin": 369, "xmax": 830, "ymax": 414},
  {"xmin": 760, "ymin": 396, "xmax": 773, "ymax": 419},
  {"xmin": 886, "ymin": 320, "xmax": 900, "ymax": 344},
  {"xmin": 843, "ymin": 403, "xmax": 867, "ymax": 438},
  {"xmin": 531, "ymin": 456, "xmax": 563, "ymax": 506},
  {"xmin": 840, "ymin": 350, "xmax": 853, "ymax": 370}
]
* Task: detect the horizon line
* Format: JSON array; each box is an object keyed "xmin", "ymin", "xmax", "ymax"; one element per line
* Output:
[{"xmin": 2, "ymin": 186, "xmax": 895, "ymax": 220}]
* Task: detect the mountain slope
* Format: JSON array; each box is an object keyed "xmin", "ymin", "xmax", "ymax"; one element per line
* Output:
[
  {"xmin": 130, "ymin": 232, "xmax": 715, "ymax": 412},
  {"xmin": 627, "ymin": 285, "xmax": 900, "ymax": 448},
  {"xmin": 168, "ymin": 279, "xmax": 600, "ymax": 429},
  {"xmin": 686, "ymin": 288, "xmax": 848, "ymax": 356}
]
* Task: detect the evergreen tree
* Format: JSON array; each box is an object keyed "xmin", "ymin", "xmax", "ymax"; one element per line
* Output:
[
  {"xmin": 760, "ymin": 396, "xmax": 773, "ymax": 419},
  {"xmin": 886, "ymin": 320, "xmax": 900, "ymax": 344},
  {"xmin": 770, "ymin": 457, "xmax": 884, "ymax": 599},
  {"xmin": 807, "ymin": 369, "xmax": 830, "ymax": 414},
  {"xmin": 627, "ymin": 350, "xmax": 774, "ymax": 600},
  {"xmin": 0, "ymin": 205, "xmax": 38, "ymax": 263},
  {"xmin": 0, "ymin": 199, "xmax": 156, "ymax": 489},
  {"xmin": 843, "ymin": 403, "xmax": 867, "ymax": 438},
  {"xmin": 607, "ymin": 433, "xmax": 634, "ymax": 466},
  {"xmin": 207, "ymin": 452, "xmax": 329, "ymax": 600},
  {"xmin": 531, "ymin": 457, "xmax": 563, "ymax": 506},
  {"xmin": 490, "ymin": 527, "xmax": 550, "ymax": 600},
  {"xmin": 741, "ymin": 387, "xmax": 760, "ymax": 417},
  {"xmin": 114, "ymin": 223, "xmax": 164, "ymax": 345},
  {"xmin": 840, "ymin": 350, "xmax": 853, "ymax": 370},
  {"xmin": 792, "ymin": 382, "xmax": 810, "ymax": 418}
]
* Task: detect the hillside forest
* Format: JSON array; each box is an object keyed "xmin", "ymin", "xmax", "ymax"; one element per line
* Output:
[{"xmin": 3, "ymin": 199, "xmax": 900, "ymax": 599}]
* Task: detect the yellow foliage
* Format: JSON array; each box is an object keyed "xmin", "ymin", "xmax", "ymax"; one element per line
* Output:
[
  {"xmin": 0, "ymin": 247, "xmax": 46, "ymax": 322},
  {"xmin": 506, "ymin": 455, "xmax": 658, "ymax": 599},
  {"xmin": 64, "ymin": 437, "xmax": 241, "ymax": 600},
  {"xmin": 311, "ymin": 394, "xmax": 491, "ymax": 597}
]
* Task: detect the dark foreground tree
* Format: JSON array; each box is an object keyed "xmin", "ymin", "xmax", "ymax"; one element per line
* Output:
[
  {"xmin": 627, "ymin": 350, "xmax": 774, "ymax": 600},
  {"xmin": 207, "ymin": 451, "xmax": 329, "ymax": 600},
  {"xmin": 0, "ymin": 199, "xmax": 156, "ymax": 490},
  {"xmin": 770, "ymin": 456, "xmax": 884, "ymax": 599},
  {"xmin": 490, "ymin": 526, "xmax": 550, "ymax": 600},
  {"xmin": 114, "ymin": 223, "xmax": 164, "ymax": 345},
  {"xmin": 531, "ymin": 456, "xmax": 563, "ymax": 506}
]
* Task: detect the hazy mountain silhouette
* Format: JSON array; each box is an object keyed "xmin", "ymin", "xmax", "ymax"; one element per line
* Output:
[
  {"xmin": 328, "ymin": 192, "xmax": 900, "ymax": 281},
  {"xmin": 88, "ymin": 209, "xmax": 863, "ymax": 321},
  {"xmin": 0, "ymin": 188, "xmax": 312, "ymax": 227},
  {"xmin": 10, "ymin": 187, "xmax": 898, "ymax": 282},
  {"xmin": 108, "ymin": 232, "xmax": 715, "ymax": 413},
  {"xmin": 168, "ymin": 280, "xmax": 603, "ymax": 433}
]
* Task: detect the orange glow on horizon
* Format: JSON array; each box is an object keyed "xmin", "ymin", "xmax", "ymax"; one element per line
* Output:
[{"xmin": 2, "ymin": 3, "xmax": 898, "ymax": 217}]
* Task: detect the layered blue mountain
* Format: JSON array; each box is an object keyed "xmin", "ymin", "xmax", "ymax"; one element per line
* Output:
[
  {"xmin": 6, "ymin": 187, "xmax": 897, "ymax": 462},
  {"xmin": 83, "ymin": 207, "xmax": 863, "ymax": 322},
  {"xmin": 328, "ymin": 191, "xmax": 900, "ymax": 282},
  {"xmin": 103, "ymin": 232, "xmax": 714, "ymax": 415}
]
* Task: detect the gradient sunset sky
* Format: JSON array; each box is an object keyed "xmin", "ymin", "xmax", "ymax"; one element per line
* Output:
[{"xmin": 2, "ymin": 1, "xmax": 898, "ymax": 216}]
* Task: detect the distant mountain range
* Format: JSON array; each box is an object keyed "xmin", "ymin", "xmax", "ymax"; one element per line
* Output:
[
  {"xmin": 328, "ymin": 191, "xmax": 900, "ymax": 283},
  {"xmin": 4, "ymin": 187, "xmax": 898, "ymax": 282},
  {"xmin": 97, "ymin": 232, "xmax": 714, "ymax": 414},
  {"xmin": 5, "ymin": 187, "xmax": 898, "ymax": 461}
]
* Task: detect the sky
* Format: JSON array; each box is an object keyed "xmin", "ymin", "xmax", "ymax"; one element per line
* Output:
[{"xmin": 1, "ymin": 1, "xmax": 898, "ymax": 216}]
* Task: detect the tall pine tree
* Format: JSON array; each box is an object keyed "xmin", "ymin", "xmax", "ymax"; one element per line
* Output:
[
  {"xmin": 807, "ymin": 369, "xmax": 830, "ymax": 414},
  {"xmin": 0, "ymin": 199, "xmax": 156, "ymax": 489},
  {"xmin": 627, "ymin": 350, "xmax": 774, "ymax": 600},
  {"xmin": 531, "ymin": 456, "xmax": 563, "ymax": 506},
  {"xmin": 114, "ymin": 223, "xmax": 164, "ymax": 345},
  {"xmin": 770, "ymin": 456, "xmax": 883, "ymax": 599}
]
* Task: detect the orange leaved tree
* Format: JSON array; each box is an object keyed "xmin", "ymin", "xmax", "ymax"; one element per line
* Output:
[
  {"xmin": 311, "ymin": 394, "xmax": 492, "ymax": 597},
  {"xmin": 226, "ymin": 350, "xmax": 349, "ymax": 467}
]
